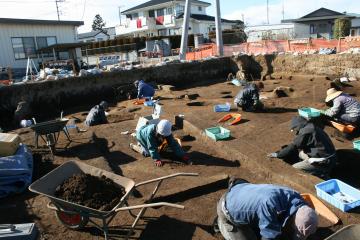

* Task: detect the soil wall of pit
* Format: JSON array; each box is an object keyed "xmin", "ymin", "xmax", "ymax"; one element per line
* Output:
[
  {"xmin": 232, "ymin": 53, "xmax": 360, "ymax": 80},
  {"xmin": 0, "ymin": 58, "xmax": 232, "ymax": 127}
]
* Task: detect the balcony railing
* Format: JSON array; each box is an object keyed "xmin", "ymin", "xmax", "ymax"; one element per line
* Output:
[{"xmin": 116, "ymin": 15, "xmax": 176, "ymax": 35}]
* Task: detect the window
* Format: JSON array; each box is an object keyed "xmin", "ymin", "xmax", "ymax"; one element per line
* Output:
[
  {"xmin": 158, "ymin": 29, "xmax": 168, "ymax": 36},
  {"xmin": 167, "ymin": 7, "xmax": 173, "ymax": 15},
  {"xmin": 11, "ymin": 37, "xmax": 36, "ymax": 59},
  {"xmin": 149, "ymin": 10, "xmax": 155, "ymax": 18},
  {"xmin": 310, "ymin": 24, "xmax": 316, "ymax": 34},
  {"xmin": 351, "ymin": 29, "xmax": 356, "ymax": 36},
  {"xmin": 198, "ymin": 6, "xmax": 202, "ymax": 11},
  {"xmin": 132, "ymin": 13, "xmax": 139, "ymax": 19},
  {"xmin": 97, "ymin": 38, "xmax": 103, "ymax": 41},
  {"xmin": 156, "ymin": 8, "xmax": 165, "ymax": 17},
  {"xmin": 36, "ymin": 36, "xmax": 57, "ymax": 57},
  {"xmin": 175, "ymin": 4, "xmax": 185, "ymax": 16}
]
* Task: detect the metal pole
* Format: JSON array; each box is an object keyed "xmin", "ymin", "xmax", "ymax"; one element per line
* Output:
[
  {"xmin": 179, "ymin": 0, "xmax": 191, "ymax": 60},
  {"xmin": 55, "ymin": 0, "xmax": 60, "ymax": 21},
  {"xmin": 118, "ymin": 6, "xmax": 122, "ymax": 25},
  {"xmin": 215, "ymin": 0, "xmax": 224, "ymax": 56}
]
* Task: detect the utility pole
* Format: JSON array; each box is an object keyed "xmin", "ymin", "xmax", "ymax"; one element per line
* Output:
[
  {"xmin": 179, "ymin": 0, "xmax": 191, "ymax": 60},
  {"xmin": 215, "ymin": 0, "xmax": 223, "ymax": 56},
  {"xmin": 282, "ymin": 1, "xmax": 285, "ymax": 20},
  {"xmin": 55, "ymin": 0, "xmax": 65, "ymax": 21},
  {"xmin": 118, "ymin": 5, "xmax": 125, "ymax": 25},
  {"xmin": 267, "ymin": 0, "xmax": 269, "ymax": 24}
]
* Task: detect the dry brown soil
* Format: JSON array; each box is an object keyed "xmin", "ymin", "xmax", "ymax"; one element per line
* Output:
[{"xmin": 0, "ymin": 75, "xmax": 360, "ymax": 240}]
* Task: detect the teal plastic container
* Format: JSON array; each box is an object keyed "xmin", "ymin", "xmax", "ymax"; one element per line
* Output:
[
  {"xmin": 298, "ymin": 107, "xmax": 321, "ymax": 119},
  {"xmin": 205, "ymin": 127, "xmax": 230, "ymax": 141}
]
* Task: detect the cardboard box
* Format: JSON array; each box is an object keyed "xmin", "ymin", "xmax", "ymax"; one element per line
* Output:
[
  {"xmin": 135, "ymin": 103, "xmax": 162, "ymax": 132},
  {"xmin": 0, "ymin": 133, "xmax": 21, "ymax": 157}
]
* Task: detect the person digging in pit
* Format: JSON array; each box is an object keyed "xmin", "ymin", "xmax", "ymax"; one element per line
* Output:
[
  {"xmin": 214, "ymin": 178, "xmax": 318, "ymax": 240},
  {"xmin": 130, "ymin": 119, "xmax": 191, "ymax": 167},
  {"xmin": 234, "ymin": 82, "xmax": 264, "ymax": 112},
  {"xmin": 85, "ymin": 101, "xmax": 109, "ymax": 127},
  {"xmin": 134, "ymin": 79, "xmax": 155, "ymax": 99},
  {"xmin": 323, "ymin": 88, "xmax": 360, "ymax": 128},
  {"xmin": 268, "ymin": 116, "xmax": 336, "ymax": 178}
]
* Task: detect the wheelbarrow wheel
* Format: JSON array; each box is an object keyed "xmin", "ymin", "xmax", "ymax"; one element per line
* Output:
[{"xmin": 55, "ymin": 210, "xmax": 89, "ymax": 229}]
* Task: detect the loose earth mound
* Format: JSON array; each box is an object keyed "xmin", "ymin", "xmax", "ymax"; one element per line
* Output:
[{"xmin": 55, "ymin": 173, "xmax": 126, "ymax": 211}]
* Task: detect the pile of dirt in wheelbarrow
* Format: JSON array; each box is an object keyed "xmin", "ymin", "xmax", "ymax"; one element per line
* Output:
[{"xmin": 55, "ymin": 173, "xmax": 125, "ymax": 211}]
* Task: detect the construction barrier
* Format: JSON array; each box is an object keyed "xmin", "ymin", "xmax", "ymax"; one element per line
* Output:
[{"xmin": 187, "ymin": 37, "xmax": 360, "ymax": 60}]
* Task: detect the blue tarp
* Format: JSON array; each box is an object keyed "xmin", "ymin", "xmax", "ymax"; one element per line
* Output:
[{"xmin": 0, "ymin": 144, "xmax": 33, "ymax": 198}]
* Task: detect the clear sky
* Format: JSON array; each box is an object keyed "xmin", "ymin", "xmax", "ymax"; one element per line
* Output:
[{"xmin": 0, "ymin": 0, "xmax": 359, "ymax": 33}]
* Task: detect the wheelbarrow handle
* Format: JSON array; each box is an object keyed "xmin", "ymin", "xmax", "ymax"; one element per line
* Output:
[
  {"xmin": 0, "ymin": 224, "xmax": 15, "ymax": 231},
  {"xmin": 115, "ymin": 202, "xmax": 184, "ymax": 212},
  {"xmin": 135, "ymin": 172, "xmax": 199, "ymax": 187}
]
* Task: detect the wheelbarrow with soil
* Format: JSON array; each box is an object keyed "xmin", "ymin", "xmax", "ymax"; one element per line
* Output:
[
  {"xmin": 30, "ymin": 118, "xmax": 71, "ymax": 154},
  {"xmin": 29, "ymin": 161, "xmax": 198, "ymax": 239}
]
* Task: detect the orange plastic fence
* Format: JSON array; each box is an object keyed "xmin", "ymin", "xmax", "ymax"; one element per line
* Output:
[{"xmin": 187, "ymin": 37, "xmax": 360, "ymax": 60}]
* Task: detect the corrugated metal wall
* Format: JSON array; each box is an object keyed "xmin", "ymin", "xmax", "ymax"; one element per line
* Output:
[{"xmin": 0, "ymin": 23, "xmax": 77, "ymax": 69}]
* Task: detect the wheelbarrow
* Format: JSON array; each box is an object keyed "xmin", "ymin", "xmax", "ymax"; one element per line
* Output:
[
  {"xmin": 29, "ymin": 161, "xmax": 198, "ymax": 239},
  {"xmin": 30, "ymin": 118, "xmax": 71, "ymax": 154}
]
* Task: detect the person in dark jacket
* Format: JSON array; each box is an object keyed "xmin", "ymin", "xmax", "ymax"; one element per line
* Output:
[
  {"xmin": 215, "ymin": 180, "xmax": 318, "ymax": 240},
  {"xmin": 268, "ymin": 116, "xmax": 336, "ymax": 178},
  {"xmin": 85, "ymin": 101, "xmax": 108, "ymax": 126},
  {"xmin": 324, "ymin": 88, "xmax": 360, "ymax": 126},
  {"xmin": 234, "ymin": 82, "xmax": 264, "ymax": 112},
  {"xmin": 135, "ymin": 80, "xmax": 155, "ymax": 99},
  {"xmin": 130, "ymin": 120, "xmax": 190, "ymax": 167}
]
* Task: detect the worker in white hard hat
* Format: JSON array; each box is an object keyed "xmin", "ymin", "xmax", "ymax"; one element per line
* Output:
[
  {"xmin": 130, "ymin": 119, "xmax": 190, "ymax": 167},
  {"xmin": 214, "ymin": 179, "xmax": 319, "ymax": 240}
]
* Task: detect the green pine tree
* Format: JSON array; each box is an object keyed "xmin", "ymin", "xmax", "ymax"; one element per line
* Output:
[
  {"xmin": 333, "ymin": 18, "xmax": 351, "ymax": 39},
  {"xmin": 92, "ymin": 14, "xmax": 106, "ymax": 31}
]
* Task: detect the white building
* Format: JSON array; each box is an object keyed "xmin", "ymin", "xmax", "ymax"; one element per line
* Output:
[
  {"xmin": 116, "ymin": 0, "xmax": 242, "ymax": 39},
  {"xmin": 349, "ymin": 14, "xmax": 360, "ymax": 36},
  {"xmin": 0, "ymin": 18, "xmax": 83, "ymax": 76},
  {"xmin": 78, "ymin": 27, "xmax": 116, "ymax": 42},
  {"xmin": 245, "ymin": 23, "xmax": 309, "ymax": 42}
]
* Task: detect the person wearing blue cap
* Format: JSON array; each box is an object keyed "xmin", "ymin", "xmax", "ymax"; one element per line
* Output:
[
  {"xmin": 134, "ymin": 80, "xmax": 155, "ymax": 99},
  {"xmin": 85, "ymin": 101, "xmax": 109, "ymax": 126}
]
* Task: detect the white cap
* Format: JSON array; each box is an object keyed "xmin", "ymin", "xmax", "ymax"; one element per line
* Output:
[{"xmin": 156, "ymin": 120, "xmax": 172, "ymax": 137}]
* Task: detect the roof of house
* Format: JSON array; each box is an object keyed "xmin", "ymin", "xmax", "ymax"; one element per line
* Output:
[
  {"xmin": 177, "ymin": 13, "xmax": 242, "ymax": 24},
  {"xmin": 122, "ymin": 0, "xmax": 211, "ymax": 14},
  {"xmin": 282, "ymin": 7, "xmax": 354, "ymax": 23},
  {"xmin": 37, "ymin": 42, "xmax": 88, "ymax": 52},
  {"xmin": 0, "ymin": 18, "xmax": 83, "ymax": 26}
]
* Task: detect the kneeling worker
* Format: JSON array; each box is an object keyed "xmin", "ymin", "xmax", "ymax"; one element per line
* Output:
[
  {"xmin": 324, "ymin": 88, "xmax": 360, "ymax": 127},
  {"xmin": 85, "ymin": 101, "xmax": 109, "ymax": 126},
  {"xmin": 234, "ymin": 82, "xmax": 264, "ymax": 112},
  {"xmin": 268, "ymin": 116, "xmax": 336, "ymax": 178},
  {"xmin": 130, "ymin": 120, "xmax": 190, "ymax": 167},
  {"xmin": 216, "ymin": 180, "xmax": 318, "ymax": 240},
  {"xmin": 135, "ymin": 79, "xmax": 155, "ymax": 99}
]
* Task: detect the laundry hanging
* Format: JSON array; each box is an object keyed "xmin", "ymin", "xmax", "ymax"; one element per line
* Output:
[
  {"xmin": 156, "ymin": 16, "xmax": 164, "ymax": 25},
  {"xmin": 137, "ymin": 18, "xmax": 142, "ymax": 28}
]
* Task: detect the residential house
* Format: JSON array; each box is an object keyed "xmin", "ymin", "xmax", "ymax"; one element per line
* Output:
[
  {"xmin": 245, "ymin": 23, "xmax": 309, "ymax": 42},
  {"xmin": 0, "ymin": 18, "xmax": 83, "ymax": 76},
  {"xmin": 116, "ymin": 0, "xmax": 242, "ymax": 39},
  {"xmin": 282, "ymin": 8, "xmax": 355, "ymax": 39},
  {"xmin": 349, "ymin": 13, "xmax": 360, "ymax": 36},
  {"xmin": 78, "ymin": 27, "xmax": 116, "ymax": 42}
]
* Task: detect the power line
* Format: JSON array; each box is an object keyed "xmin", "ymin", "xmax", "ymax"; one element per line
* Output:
[{"xmin": 81, "ymin": 0, "xmax": 87, "ymax": 20}]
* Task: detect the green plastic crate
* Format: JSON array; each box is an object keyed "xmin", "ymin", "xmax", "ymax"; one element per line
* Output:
[
  {"xmin": 205, "ymin": 127, "xmax": 230, "ymax": 141},
  {"xmin": 353, "ymin": 140, "xmax": 360, "ymax": 151}
]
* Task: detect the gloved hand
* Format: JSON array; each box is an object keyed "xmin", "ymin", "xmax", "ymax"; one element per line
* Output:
[
  {"xmin": 267, "ymin": 152, "xmax": 278, "ymax": 158},
  {"xmin": 183, "ymin": 154, "xmax": 192, "ymax": 165},
  {"xmin": 319, "ymin": 109, "xmax": 326, "ymax": 115},
  {"xmin": 154, "ymin": 159, "xmax": 163, "ymax": 167}
]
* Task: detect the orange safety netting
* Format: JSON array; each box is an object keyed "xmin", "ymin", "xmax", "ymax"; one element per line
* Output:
[{"xmin": 187, "ymin": 37, "xmax": 360, "ymax": 60}]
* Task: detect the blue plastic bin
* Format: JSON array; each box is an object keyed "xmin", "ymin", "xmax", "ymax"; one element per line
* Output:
[
  {"xmin": 353, "ymin": 140, "xmax": 360, "ymax": 151},
  {"xmin": 214, "ymin": 103, "xmax": 231, "ymax": 112},
  {"xmin": 315, "ymin": 179, "xmax": 360, "ymax": 212},
  {"xmin": 298, "ymin": 107, "xmax": 321, "ymax": 119},
  {"xmin": 205, "ymin": 127, "xmax": 231, "ymax": 141}
]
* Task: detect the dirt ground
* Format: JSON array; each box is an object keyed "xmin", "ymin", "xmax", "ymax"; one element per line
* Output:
[{"xmin": 1, "ymin": 75, "xmax": 360, "ymax": 240}]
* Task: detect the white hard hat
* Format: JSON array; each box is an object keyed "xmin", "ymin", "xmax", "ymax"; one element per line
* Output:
[{"xmin": 156, "ymin": 120, "xmax": 172, "ymax": 137}]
